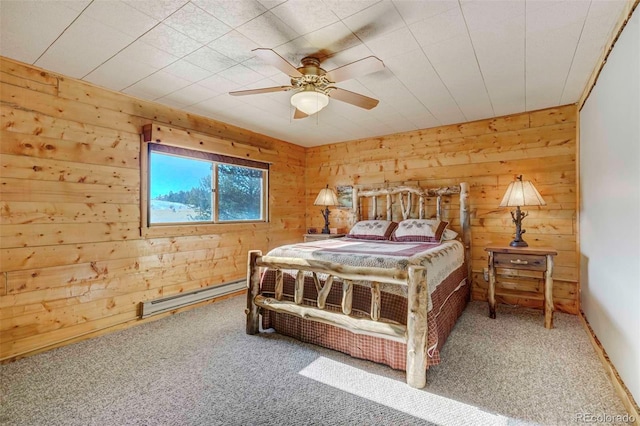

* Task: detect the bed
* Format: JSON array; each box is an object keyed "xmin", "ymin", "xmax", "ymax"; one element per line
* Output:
[{"xmin": 246, "ymin": 183, "xmax": 471, "ymax": 388}]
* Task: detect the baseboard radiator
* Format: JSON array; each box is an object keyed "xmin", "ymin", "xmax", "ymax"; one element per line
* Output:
[{"xmin": 141, "ymin": 279, "xmax": 246, "ymax": 319}]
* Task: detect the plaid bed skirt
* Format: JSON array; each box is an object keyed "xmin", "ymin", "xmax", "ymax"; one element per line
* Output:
[{"xmin": 260, "ymin": 263, "xmax": 468, "ymax": 370}]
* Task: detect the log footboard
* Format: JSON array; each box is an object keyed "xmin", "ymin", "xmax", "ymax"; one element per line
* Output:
[{"xmin": 245, "ymin": 250, "xmax": 429, "ymax": 388}]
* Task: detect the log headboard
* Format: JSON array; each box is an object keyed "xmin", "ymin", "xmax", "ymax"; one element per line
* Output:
[{"xmin": 352, "ymin": 182, "xmax": 472, "ymax": 282}]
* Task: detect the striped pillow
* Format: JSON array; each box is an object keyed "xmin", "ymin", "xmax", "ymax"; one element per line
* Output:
[
  {"xmin": 347, "ymin": 220, "xmax": 397, "ymax": 240},
  {"xmin": 391, "ymin": 219, "xmax": 449, "ymax": 243}
]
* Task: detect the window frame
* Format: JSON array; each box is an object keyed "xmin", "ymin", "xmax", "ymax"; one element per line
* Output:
[{"xmin": 140, "ymin": 124, "xmax": 270, "ymax": 238}]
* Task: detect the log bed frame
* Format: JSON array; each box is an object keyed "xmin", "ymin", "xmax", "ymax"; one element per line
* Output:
[{"xmin": 246, "ymin": 182, "xmax": 471, "ymax": 388}]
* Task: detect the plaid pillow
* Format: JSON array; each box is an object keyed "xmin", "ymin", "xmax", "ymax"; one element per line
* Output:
[
  {"xmin": 391, "ymin": 219, "xmax": 449, "ymax": 243},
  {"xmin": 347, "ymin": 220, "xmax": 397, "ymax": 240}
]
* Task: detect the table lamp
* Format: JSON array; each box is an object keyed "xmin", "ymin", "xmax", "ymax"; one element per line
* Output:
[
  {"xmin": 314, "ymin": 185, "xmax": 338, "ymax": 234},
  {"xmin": 500, "ymin": 175, "xmax": 546, "ymax": 247}
]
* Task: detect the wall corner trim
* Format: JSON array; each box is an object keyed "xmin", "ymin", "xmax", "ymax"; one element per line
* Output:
[
  {"xmin": 578, "ymin": 0, "xmax": 640, "ymax": 110},
  {"xmin": 579, "ymin": 311, "xmax": 640, "ymax": 425}
]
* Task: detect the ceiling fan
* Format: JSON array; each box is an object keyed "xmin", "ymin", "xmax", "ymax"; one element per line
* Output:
[{"xmin": 229, "ymin": 48, "xmax": 385, "ymax": 119}]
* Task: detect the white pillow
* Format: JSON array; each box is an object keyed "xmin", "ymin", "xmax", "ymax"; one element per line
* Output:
[
  {"xmin": 347, "ymin": 220, "xmax": 397, "ymax": 240},
  {"xmin": 442, "ymin": 228, "xmax": 459, "ymax": 240},
  {"xmin": 391, "ymin": 219, "xmax": 449, "ymax": 243}
]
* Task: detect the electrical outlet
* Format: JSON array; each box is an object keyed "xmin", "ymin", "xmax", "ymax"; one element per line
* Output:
[{"xmin": 483, "ymin": 267, "xmax": 489, "ymax": 282}]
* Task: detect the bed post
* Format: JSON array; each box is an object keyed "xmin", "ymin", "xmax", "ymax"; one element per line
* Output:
[
  {"xmin": 372, "ymin": 196, "xmax": 378, "ymax": 219},
  {"xmin": 246, "ymin": 250, "xmax": 262, "ymax": 335},
  {"xmin": 459, "ymin": 182, "xmax": 472, "ymax": 299},
  {"xmin": 406, "ymin": 265, "xmax": 428, "ymax": 388},
  {"xmin": 352, "ymin": 187, "xmax": 360, "ymax": 222}
]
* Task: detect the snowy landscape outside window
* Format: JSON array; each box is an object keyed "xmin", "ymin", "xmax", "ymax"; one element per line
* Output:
[{"xmin": 147, "ymin": 143, "xmax": 268, "ymax": 225}]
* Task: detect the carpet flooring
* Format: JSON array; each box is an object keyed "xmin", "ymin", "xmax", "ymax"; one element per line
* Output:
[{"xmin": 0, "ymin": 297, "xmax": 629, "ymax": 425}]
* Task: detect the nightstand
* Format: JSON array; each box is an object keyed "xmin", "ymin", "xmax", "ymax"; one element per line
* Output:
[
  {"xmin": 304, "ymin": 233, "xmax": 346, "ymax": 242},
  {"xmin": 485, "ymin": 245, "xmax": 558, "ymax": 329}
]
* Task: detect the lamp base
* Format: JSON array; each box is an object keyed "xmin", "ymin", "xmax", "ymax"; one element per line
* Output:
[
  {"xmin": 509, "ymin": 239, "xmax": 529, "ymax": 247},
  {"xmin": 509, "ymin": 206, "xmax": 529, "ymax": 247},
  {"xmin": 320, "ymin": 206, "xmax": 331, "ymax": 235}
]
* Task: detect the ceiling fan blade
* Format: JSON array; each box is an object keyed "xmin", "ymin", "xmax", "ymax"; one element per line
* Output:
[
  {"xmin": 325, "ymin": 56, "xmax": 384, "ymax": 83},
  {"xmin": 229, "ymin": 86, "xmax": 293, "ymax": 96},
  {"xmin": 329, "ymin": 88, "xmax": 379, "ymax": 110},
  {"xmin": 293, "ymin": 109, "xmax": 308, "ymax": 119},
  {"xmin": 253, "ymin": 48, "xmax": 303, "ymax": 78}
]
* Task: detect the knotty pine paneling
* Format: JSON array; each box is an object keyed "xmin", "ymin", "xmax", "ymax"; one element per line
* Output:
[
  {"xmin": 306, "ymin": 105, "xmax": 578, "ymax": 314},
  {"xmin": 0, "ymin": 57, "xmax": 306, "ymax": 361},
  {"xmin": 0, "ymin": 54, "xmax": 578, "ymax": 360}
]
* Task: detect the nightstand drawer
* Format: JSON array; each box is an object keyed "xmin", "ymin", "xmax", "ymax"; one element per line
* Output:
[{"xmin": 493, "ymin": 253, "xmax": 546, "ymax": 271}]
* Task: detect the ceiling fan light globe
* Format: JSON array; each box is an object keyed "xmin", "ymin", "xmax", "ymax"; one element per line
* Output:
[{"xmin": 291, "ymin": 91, "xmax": 329, "ymax": 115}]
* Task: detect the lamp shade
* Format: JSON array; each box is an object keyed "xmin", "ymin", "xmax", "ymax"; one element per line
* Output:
[
  {"xmin": 314, "ymin": 186, "xmax": 338, "ymax": 206},
  {"xmin": 291, "ymin": 88, "xmax": 329, "ymax": 115},
  {"xmin": 499, "ymin": 176, "xmax": 546, "ymax": 207}
]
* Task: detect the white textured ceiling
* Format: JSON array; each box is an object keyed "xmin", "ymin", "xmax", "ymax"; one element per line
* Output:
[{"xmin": 0, "ymin": 0, "xmax": 627, "ymax": 147}]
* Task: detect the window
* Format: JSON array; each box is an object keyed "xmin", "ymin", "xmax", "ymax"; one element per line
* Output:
[{"xmin": 147, "ymin": 143, "xmax": 268, "ymax": 225}]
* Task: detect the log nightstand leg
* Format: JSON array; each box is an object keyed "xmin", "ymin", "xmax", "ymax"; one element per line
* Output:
[
  {"xmin": 544, "ymin": 254, "xmax": 554, "ymax": 329},
  {"xmin": 488, "ymin": 252, "xmax": 496, "ymax": 319}
]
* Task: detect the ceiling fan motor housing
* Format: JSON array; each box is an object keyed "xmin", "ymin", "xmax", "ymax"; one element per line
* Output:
[{"xmin": 298, "ymin": 57, "xmax": 323, "ymax": 74}]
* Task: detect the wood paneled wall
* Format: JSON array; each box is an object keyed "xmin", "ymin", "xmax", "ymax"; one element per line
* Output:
[
  {"xmin": 0, "ymin": 58, "xmax": 306, "ymax": 361},
  {"xmin": 305, "ymin": 105, "xmax": 578, "ymax": 314},
  {"xmin": 0, "ymin": 55, "xmax": 578, "ymax": 361}
]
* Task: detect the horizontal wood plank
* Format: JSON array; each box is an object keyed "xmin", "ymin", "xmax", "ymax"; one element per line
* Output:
[
  {"xmin": 0, "ymin": 202, "xmax": 139, "ymax": 225},
  {"xmin": 0, "ymin": 71, "xmax": 58, "ymax": 95},
  {"xmin": 1, "ymin": 82, "xmax": 140, "ymax": 134},
  {"xmin": 0, "ymin": 130, "xmax": 139, "ymax": 169},
  {"xmin": 1, "ymin": 106, "xmax": 140, "ymax": 149},
  {"xmin": 0, "ymin": 58, "xmax": 59, "ymax": 85},
  {"xmin": 1, "ymin": 178, "xmax": 139, "ymax": 204},
  {"xmin": 0, "ymin": 233, "xmax": 254, "ymax": 272},
  {"xmin": 1, "ymin": 222, "xmax": 140, "ymax": 248},
  {"xmin": 0, "ymin": 153, "xmax": 140, "ymax": 184}
]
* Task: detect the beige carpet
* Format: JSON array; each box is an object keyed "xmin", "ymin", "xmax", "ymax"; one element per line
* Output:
[{"xmin": 0, "ymin": 296, "xmax": 629, "ymax": 425}]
